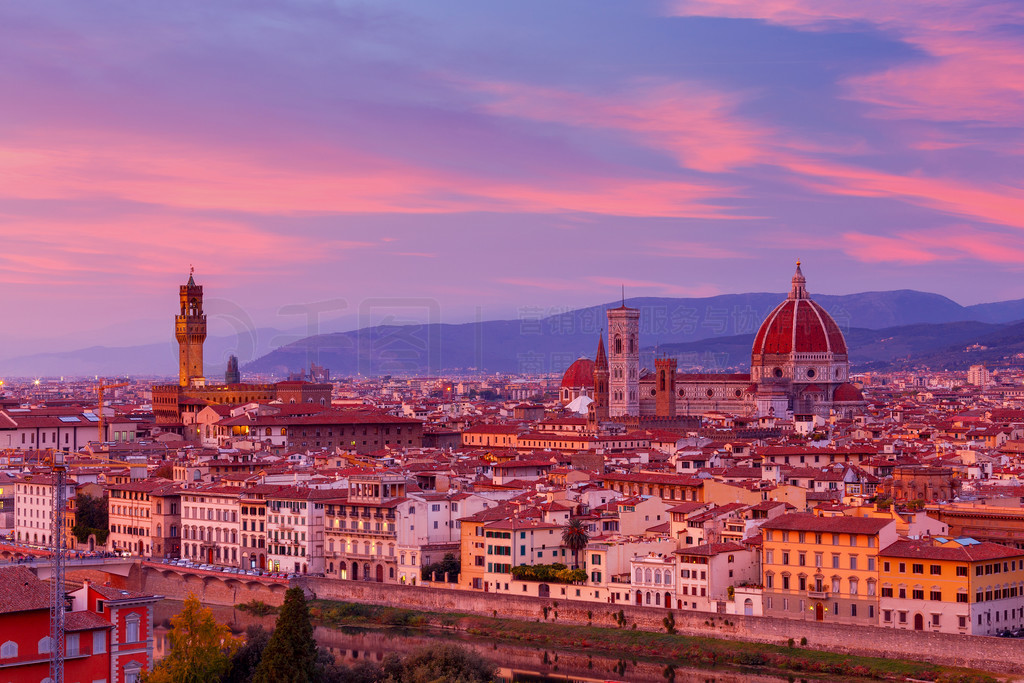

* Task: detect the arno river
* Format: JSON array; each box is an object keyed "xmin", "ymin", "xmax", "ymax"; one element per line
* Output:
[{"xmin": 153, "ymin": 599, "xmax": 816, "ymax": 683}]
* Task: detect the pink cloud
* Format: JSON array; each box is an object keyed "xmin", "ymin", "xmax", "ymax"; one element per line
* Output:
[
  {"xmin": 0, "ymin": 130, "xmax": 741, "ymax": 220},
  {"xmin": 670, "ymin": 1, "xmax": 1024, "ymax": 126},
  {"xmin": 842, "ymin": 225, "xmax": 1024, "ymax": 264},
  {"xmin": 778, "ymin": 157, "xmax": 1024, "ymax": 230},
  {"xmin": 472, "ymin": 79, "xmax": 772, "ymax": 173}
]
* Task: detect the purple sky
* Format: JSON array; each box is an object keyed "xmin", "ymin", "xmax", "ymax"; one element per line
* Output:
[{"xmin": 2, "ymin": 0, "xmax": 1024, "ymax": 356}]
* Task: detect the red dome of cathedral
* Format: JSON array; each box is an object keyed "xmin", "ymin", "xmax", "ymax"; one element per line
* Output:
[
  {"xmin": 561, "ymin": 357, "xmax": 595, "ymax": 389},
  {"xmin": 833, "ymin": 383, "xmax": 865, "ymax": 403},
  {"xmin": 751, "ymin": 263, "xmax": 848, "ymax": 357}
]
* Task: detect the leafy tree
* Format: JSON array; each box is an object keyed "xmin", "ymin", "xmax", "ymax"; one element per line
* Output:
[
  {"xmin": 390, "ymin": 644, "xmax": 496, "ymax": 683},
  {"xmin": 420, "ymin": 552, "xmax": 460, "ymax": 582},
  {"xmin": 509, "ymin": 563, "xmax": 582, "ymax": 583},
  {"xmin": 72, "ymin": 493, "xmax": 109, "ymax": 544},
  {"xmin": 561, "ymin": 518, "xmax": 589, "ymax": 569},
  {"xmin": 253, "ymin": 587, "xmax": 319, "ymax": 683},
  {"xmin": 145, "ymin": 593, "xmax": 238, "ymax": 683},
  {"xmin": 223, "ymin": 625, "xmax": 270, "ymax": 683}
]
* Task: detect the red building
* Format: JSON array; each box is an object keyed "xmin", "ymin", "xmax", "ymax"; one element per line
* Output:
[{"xmin": 0, "ymin": 566, "xmax": 159, "ymax": 683}]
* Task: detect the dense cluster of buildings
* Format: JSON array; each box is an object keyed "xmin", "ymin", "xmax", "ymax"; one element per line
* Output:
[{"xmin": 6, "ymin": 264, "xmax": 1024, "ymax": 679}]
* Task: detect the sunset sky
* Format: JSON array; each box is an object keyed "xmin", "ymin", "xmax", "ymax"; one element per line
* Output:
[{"xmin": 2, "ymin": 0, "xmax": 1024, "ymax": 355}]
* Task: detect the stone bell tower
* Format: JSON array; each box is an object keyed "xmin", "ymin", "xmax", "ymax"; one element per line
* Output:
[
  {"xmin": 175, "ymin": 269, "xmax": 207, "ymax": 387},
  {"xmin": 607, "ymin": 299, "xmax": 640, "ymax": 418}
]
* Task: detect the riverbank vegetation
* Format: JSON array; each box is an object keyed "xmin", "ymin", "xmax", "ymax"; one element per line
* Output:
[
  {"xmin": 158, "ymin": 590, "xmax": 496, "ymax": 683},
  {"xmin": 306, "ymin": 598, "xmax": 1005, "ymax": 683}
]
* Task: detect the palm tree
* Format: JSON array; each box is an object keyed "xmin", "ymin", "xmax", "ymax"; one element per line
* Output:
[{"xmin": 561, "ymin": 517, "xmax": 589, "ymax": 569}]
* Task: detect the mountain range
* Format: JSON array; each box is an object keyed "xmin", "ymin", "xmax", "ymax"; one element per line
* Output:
[{"xmin": 4, "ymin": 289, "xmax": 1024, "ymax": 377}]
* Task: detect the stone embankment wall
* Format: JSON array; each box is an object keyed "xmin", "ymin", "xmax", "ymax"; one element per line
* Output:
[
  {"xmin": 127, "ymin": 564, "xmax": 1024, "ymax": 675},
  {"xmin": 131, "ymin": 563, "xmax": 289, "ymax": 607}
]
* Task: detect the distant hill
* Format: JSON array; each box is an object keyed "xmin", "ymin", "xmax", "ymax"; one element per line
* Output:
[
  {"xmin": 244, "ymin": 291, "xmax": 1024, "ymax": 376},
  {"xmin": 7, "ymin": 289, "xmax": 1024, "ymax": 377},
  {"xmin": 653, "ymin": 320, "xmax": 1009, "ymax": 372}
]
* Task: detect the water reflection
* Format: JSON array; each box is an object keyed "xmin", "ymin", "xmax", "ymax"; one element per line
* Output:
[{"xmin": 153, "ymin": 600, "xmax": 798, "ymax": 683}]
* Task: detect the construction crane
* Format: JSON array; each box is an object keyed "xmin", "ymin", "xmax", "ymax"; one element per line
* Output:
[
  {"xmin": 42, "ymin": 447, "xmax": 150, "ymax": 682},
  {"xmin": 48, "ymin": 448, "xmax": 68, "ymax": 683},
  {"xmin": 94, "ymin": 378, "xmax": 129, "ymax": 442}
]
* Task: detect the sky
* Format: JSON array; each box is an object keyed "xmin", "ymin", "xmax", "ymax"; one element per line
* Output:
[{"xmin": 2, "ymin": 0, "xmax": 1024, "ymax": 356}]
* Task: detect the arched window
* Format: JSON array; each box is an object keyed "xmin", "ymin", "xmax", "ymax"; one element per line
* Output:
[
  {"xmin": 0, "ymin": 641, "xmax": 17, "ymax": 658},
  {"xmin": 654, "ymin": 570, "xmax": 661, "ymax": 585},
  {"xmin": 614, "ymin": 335, "xmax": 622, "ymax": 354},
  {"xmin": 634, "ymin": 568, "xmax": 642, "ymax": 584},
  {"xmin": 38, "ymin": 636, "xmax": 53, "ymax": 654},
  {"xmin": 644, "ymin": 568, "xmax": 652, "ymax": 584}
]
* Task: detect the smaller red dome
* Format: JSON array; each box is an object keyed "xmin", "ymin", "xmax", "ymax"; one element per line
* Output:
[
  {"xmin": 833, "ymin": 383, "xmax": 865, "ymax": 402},
  {"xmin": 561, "ymin": 358, "xmax": 595, "ymax": 389}
]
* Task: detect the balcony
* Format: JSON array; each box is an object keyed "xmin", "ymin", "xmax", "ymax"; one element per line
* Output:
[{"xmin": 807, "ymin": 589, "xmax": 829, "ymax": 600}]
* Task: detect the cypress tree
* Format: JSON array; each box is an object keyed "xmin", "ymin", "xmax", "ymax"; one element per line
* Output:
[{"xmin": 253, "ymin": 587, "xmax": 319, "ymax": 683}]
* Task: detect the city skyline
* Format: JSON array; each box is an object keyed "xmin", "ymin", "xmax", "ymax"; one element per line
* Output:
[{"xmin": 3, "ymin": 1, "xmax": 1024, "ymax": 353}]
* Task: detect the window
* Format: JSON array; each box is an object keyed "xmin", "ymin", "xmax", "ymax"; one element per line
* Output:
[
  {"xmin": 66, "ymin": 633, "xmax": 79, "ymax": 657},
  {"xmin": 881, "ymin": 586, "xmax": 893, "ymax": 598},
  {"xmin": 912, "ymin": 589, "xmax": 924, "ymax": 600},
  {"xmin": 912, "ymin": 563, "xmax": 924, "ymax": 575},
  {"xmin": 126, "ymin": 615, "xmax": 141, "ymax": 643},
  {"xmin": 956, "ymin": 591, "xmax": 968, "ymax": 603},
  {"xmin": 956, "ymin": 566, "xmax": 968, "ymax": 577},
  {"xmin": 930, "ymin": 590, "xmax": 942, "ymax": 601},
  {"xmin": 38, "ymin": 636, "xmax": 53, "ymax": 654},
  {"xmin": 0, "ymin": 640, "xmax": 16, "ymax": 658},
  {"xmin": 930, "ymin": 564, "xmax": 942, "ymax": 576},
  {"xmin": 94, "ymin": 630, "xmax": 106, "ymax": 654}
]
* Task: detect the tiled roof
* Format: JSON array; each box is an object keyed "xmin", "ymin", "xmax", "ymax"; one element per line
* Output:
[
  {"xmin": 0, "ymin": 566, "xmax": 50, "ymax": 614},
  {"xmin": 760, "ymin": 512, "xmax": 892, "ymax": 534},
  {"xmin": 879, "ymin": 539, "xmax": 1024, "ymax": 562}
]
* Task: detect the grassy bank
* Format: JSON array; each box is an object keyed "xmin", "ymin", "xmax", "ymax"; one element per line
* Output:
[{"xmin": 302, "ymin": 599, "xmax": 1005, "ymax": 683}]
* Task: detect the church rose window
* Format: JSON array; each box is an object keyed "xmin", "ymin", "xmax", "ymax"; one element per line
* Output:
[
  {"xmin": 807, "ymin": 368, "xmax": 816, "ymax": 378},
  {"xmin": 773, "ymin": 368, "xmax": 783, "ymax": 378}
]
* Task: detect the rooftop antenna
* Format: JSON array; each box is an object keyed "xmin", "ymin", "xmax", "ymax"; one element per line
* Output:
[{"xmin": 621, "ymin": 284, "xmax": 625, "ymax": 307}]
